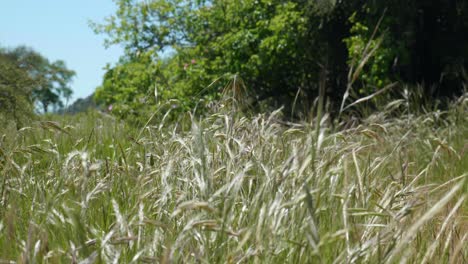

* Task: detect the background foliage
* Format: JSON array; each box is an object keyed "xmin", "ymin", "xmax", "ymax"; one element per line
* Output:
[
  {"xmin": 0, "ymin": 46, "xmax": 75, "ymax": 127},
  {"xmin": 92, "ymin": 0, "xmax": 468, "ymax": 121},
  {"xmin": 0, "ymin": 50, "xmax": 34, "ymax": 128}
]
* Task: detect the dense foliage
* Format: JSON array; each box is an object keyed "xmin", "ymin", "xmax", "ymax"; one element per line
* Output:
[
  {"xmin": 0, "ymin": 46, "xmax": 75, "ymax": 126},
  {"xmin": 0, "ymin": 50, "xmax": 35, "ymax": 127},
  {"xmin": 93, "ymin": 0, "xmax": 467, "ymax": 120}
]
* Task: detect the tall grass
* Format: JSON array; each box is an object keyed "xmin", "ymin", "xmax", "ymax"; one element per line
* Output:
[{"xmin": 0, "ymin": 93, "xmax": 466, "ymax": 263}]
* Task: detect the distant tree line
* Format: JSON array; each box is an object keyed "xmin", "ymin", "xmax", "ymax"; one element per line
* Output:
[
  {"xmin": 0, "ymin": 45, "xmax": 75, "ymax": 127},
  {"xmin": 59, "ymin": 93, "xmax": 97, "ymax": 114}
]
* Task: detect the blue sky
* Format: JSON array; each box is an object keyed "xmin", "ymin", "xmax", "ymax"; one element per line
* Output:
[{"xmin": 0, "ymin": 0, "xmax": 124, "ymax": 104}]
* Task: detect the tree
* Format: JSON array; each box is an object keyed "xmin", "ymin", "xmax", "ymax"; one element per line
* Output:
[
  {"xmin": 93, "ymin": 0, "xmax": 468, "ymax": 120},
  {"xmin": 0, "ymin": 45, "xmax": 76, "ymax": 129},
  {"xmin": 342, "ymin": 0, "xmax": 468, "ymax": 98},
  {"xmin": 0, "ymin": 49, "xmax": 34, "ymax": 127},
  {"xmin": 93, "ymin": 0, "xmax": 324, "ymax": 118},
  {"xmin": 4, "ymin": 46, "xmax": 75, "ymax": 113},
  {"xmin": 94, "ymin": 53, "xmax": 159, "ymax": 118}
]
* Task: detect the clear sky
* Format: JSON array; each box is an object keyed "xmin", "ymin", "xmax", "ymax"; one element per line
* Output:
[{"xmin": 0, "ymin": 0, "xmax": 124, "ymax": 104}]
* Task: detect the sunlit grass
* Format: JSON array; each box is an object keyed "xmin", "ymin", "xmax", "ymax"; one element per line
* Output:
[{"xmin": 0, "ymin": 95, "xmax": 466, "ymax": 263}]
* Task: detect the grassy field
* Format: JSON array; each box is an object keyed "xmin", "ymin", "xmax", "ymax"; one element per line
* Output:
[{"xmin": 0, "ymin": 95, "xmax": 467, "ymax": 263}]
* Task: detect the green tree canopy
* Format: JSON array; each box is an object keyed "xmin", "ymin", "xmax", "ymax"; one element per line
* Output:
[
  {"xmin": 93, "ymin": 0, "xmax": 468, "ymax": 119},
  {"xmin": 0, "ymin": 49, "xmax": 34, "ymax": 127},
  {"xmin": 0, "ymin": 45, "xmax": 76, "ymax": 127},
  {"xmin": 4, "ymin": 46, "xmax": 76, "ymax": 113}
]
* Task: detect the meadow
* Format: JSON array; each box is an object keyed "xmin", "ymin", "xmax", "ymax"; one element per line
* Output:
[{"xmin": 0, "ymin": 95, "xmax": 466, "ymax": 263}]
